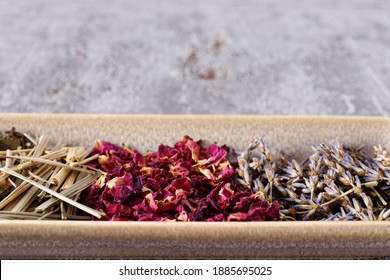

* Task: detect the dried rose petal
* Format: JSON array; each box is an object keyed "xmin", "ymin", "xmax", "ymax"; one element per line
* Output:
[{"xmin": 80, "ymin": 136, "xmax": 279, "ymax": 221}]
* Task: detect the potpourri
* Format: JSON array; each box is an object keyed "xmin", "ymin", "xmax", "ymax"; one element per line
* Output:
[
  {"xmin": 80, "ymin": 136, "xmax": 279, "ymax": 221},
  {"xmin": 1, "ymin": 127, "xmax": 390, "ymax": 222}
]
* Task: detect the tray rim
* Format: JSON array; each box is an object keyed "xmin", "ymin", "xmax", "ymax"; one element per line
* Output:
[{"xmin": 1, "ymin": 113, "xmax": 390, "ymax": 259}]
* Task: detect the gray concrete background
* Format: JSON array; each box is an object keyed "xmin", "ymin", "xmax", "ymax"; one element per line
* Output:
[{"xmin": 0, "ymin": 0, "xmax": 390, "ymax": 115}]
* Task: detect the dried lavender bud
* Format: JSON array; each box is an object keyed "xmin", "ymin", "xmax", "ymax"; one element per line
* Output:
[{"xmin": 236, "ymin": 138, "xmax": 390, "ymax": 221}]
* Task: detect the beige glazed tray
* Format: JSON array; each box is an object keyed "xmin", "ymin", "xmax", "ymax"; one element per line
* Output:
[{"xmin": 0, "ymin": 113, "xmax": 390, "ymax": 259}]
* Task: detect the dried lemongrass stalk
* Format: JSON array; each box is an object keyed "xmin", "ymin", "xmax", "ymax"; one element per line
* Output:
[
  {"xmin": 66, "ymin": 147, "xmax": 86, "ymax": 163},
  {"xmin": 0, "ymin": 167, "xmax": 104, "ymax": 219},
  {"xmin": 27, "ymin": 170, "xmax": 52, "ymax": 184},
  {"xmin": 0, "ymin": 164, "xmax": 51, "ymax": 209},
  {"xmin": 51, "ymin": 168, "xmax": 71, "ymax": 186},
  {"xmin": 5, "ymin": 150, "xmax": 13, "ymax": 167},
  {"xmin": 65, "ymin": 172, "xmax": 88, "ymax": 216},
  {"xmin": 79, "ymin": 147, "xmax": 93, "ymax": 161},
  {"xmin": 12, "ymin": 187, "xmax": 41, "ymax": 212},
  {"xmin": 0, "ymin": 155, "xmax": 95, "ymax": 174},
  {"xmin": 0, "ymin": 210, "xmax": 90, "ymax": 220},
  {"xmin": 66, "ymin": 193, "xmax": 81, "ymax": 216},
  {"xmin": 0, "ymin": 148, "xmax": 67, "ymax": 183},
  {"xmin": 66, "ymin": 147, "xmax": 97, "ymax": 168},
  {"xmin": 35, "ymin": 172, "xmax": 102, "ymax": 212},
  {"xmin": 11, "ymin": 166, "xmax": 54, "ymax": 212},
  {"xmin": 60, "ymin": 201, "xmax": 67, "ymax": 220},
  {"xmin": 70, "ymin": 154, "xmax": 99, "ymax": 167},
  {"xmin": 35, "ymin": 166, "xmax": 62, "ymax": 199},
  {"xmin": 0, "ymin": 148, "xmax": 34, "ymax": 156},
  {"xmin": 32, "ymin": 135, "xmax": 49, "ymax": 158},
  {"xmin": 60, "ymin": 171, "xmax": 78, "ymax": 191},
  {"xmin": 38, "ymin": 207, "xmax": 59, "ymax": 220},
  {"xmin": 7, "ymin": 178, "xmax": 17, "ymax": 188},
  {"xmin": 66, "ymin": 147, "xmax": 78, "ymax": 162}
]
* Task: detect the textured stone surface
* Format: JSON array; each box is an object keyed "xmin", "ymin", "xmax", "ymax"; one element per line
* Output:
[{"xmin": 0, "ymin": 0, "xmax": 390, "ymax": 115}]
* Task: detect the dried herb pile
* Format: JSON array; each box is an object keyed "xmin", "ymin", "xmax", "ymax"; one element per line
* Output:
[
  {"xmin": 0, "ymin": 129, "xmax": 104, "ymax": 220},
  {"xmin": 1, "ymin": 127, "xmax": 390, "ymax": 222},
  {"xmin": 236, "ymin": 138, "xmax": 390, "ymax": 221},
  {"xmin": 80, "ymin": 136, "xmax": 279, "ymax": 221}
]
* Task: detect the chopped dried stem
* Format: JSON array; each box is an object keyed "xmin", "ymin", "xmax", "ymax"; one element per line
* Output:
[
  {"xmin": 0, "ymin": 155, "xmax": 95, "ymax": 174},
  {"xmin": 0, "ymin": 210, "xmax": 90, "ymax": 220},
  {"xmin": 6, "ymin": 178, "xmax": 17, "ymax": 188},
  {"xmin": 0, "ymin": 164, "xmax": 52, "ymax": 209},
  {"xmin": 0, "ymin": 149, "xmax": 34, "ymax": 156},
  {"xmin": 66, "ymin": 193, "xmax": 81, "ymax": 216},
  {"xmin": 79, "ymin": 147, "xmax": 93, "ymax": 161},
  {"xmin": 51, "ymin": 168, "xmax": 71, "ymax": 186},
  {"xmin": 5, "ymin": 150, "xmax": 13, "ymax": 167},
  {"xmin": 35, "ymin": 172, "xmax": 102, "ymax": 212},
  {"xmin": 60, "ymin": 202, "xmax": 67, "ymax": 220},
  {"xmin": 319, "ymin": 188, "xmax": 355, "ymax": 208},
  {"xmin": 32, "ymin": 135, "xmax": 49, "ymax": 158},
  {"xmin": 70, "ymin": 154, "xmax": 99, "ymax": 166},
  {"xmin": 11, "ymin": 166, "xmax": 54, "ymax": 212},
  {"xmin": 66, "ymin": 147, "xmax": 86, "ymax": 163},
  {"xmin": 60, "ymin": 171, "xmax": 78, "ymax": 191},
  {"xmin": 0, "ymin": 149, "xmax": 68, "ymax": 183},
  {"xmin": 27, "ymin": 170, "xmax": 52, "ymax": 184},
  {"xmin": 0, "ymin": 167, "xmax": 104, "ymax": 218}
]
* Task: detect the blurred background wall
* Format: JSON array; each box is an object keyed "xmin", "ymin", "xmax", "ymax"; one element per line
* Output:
[{"xmin": 0, "ymin": 0, "xmax": 389, "ymax": 115}]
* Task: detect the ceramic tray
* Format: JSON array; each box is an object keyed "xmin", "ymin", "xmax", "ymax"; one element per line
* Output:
[{"xmin": 0, "ymin": 114, "xmax": 389, "ymax": 259}]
